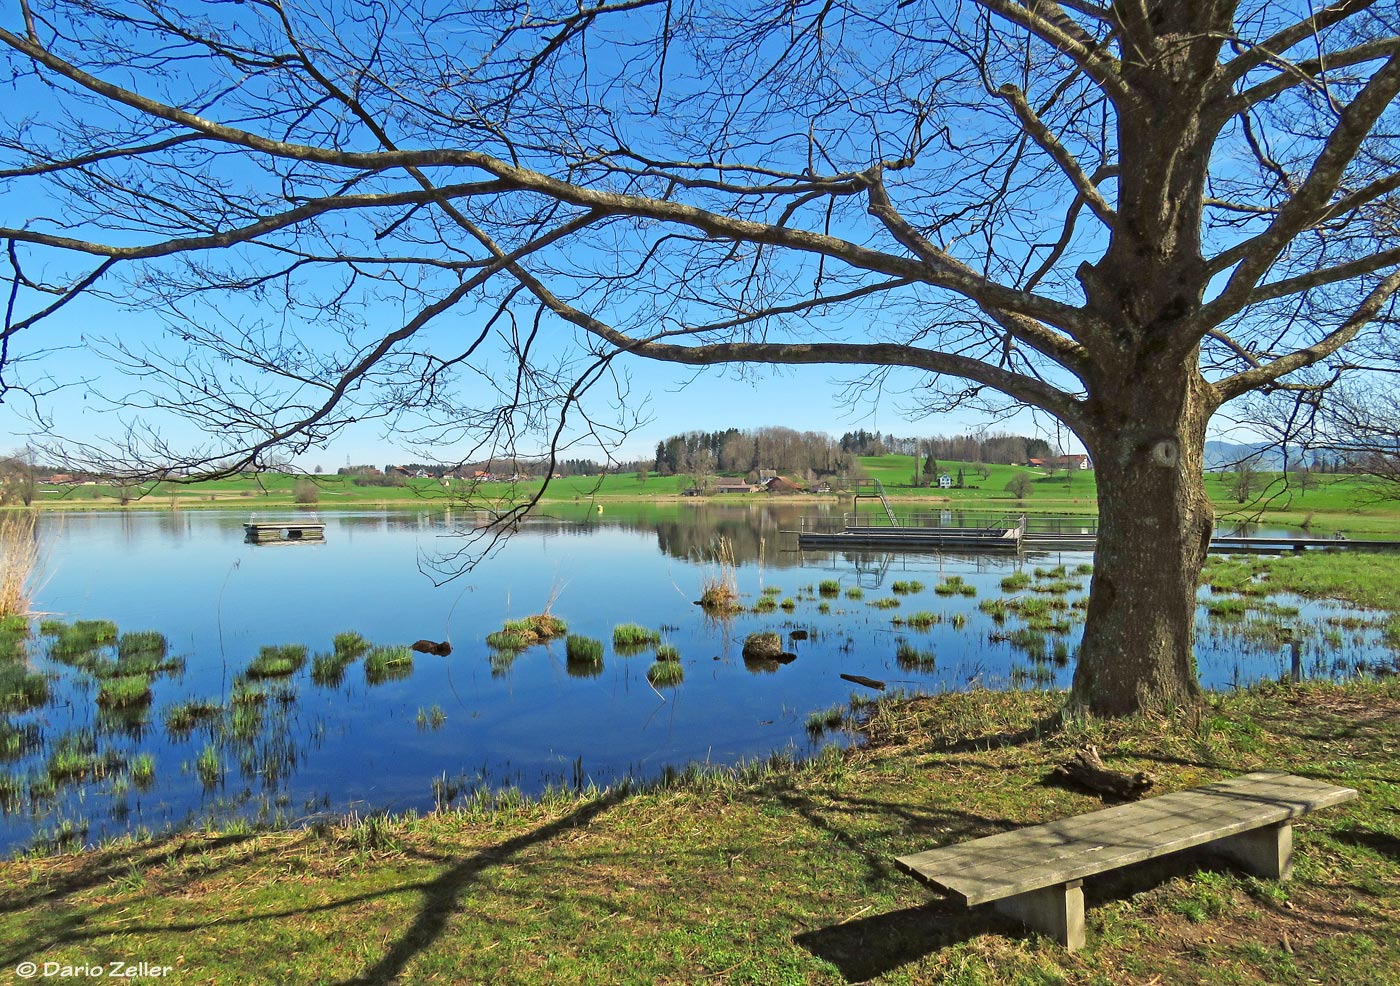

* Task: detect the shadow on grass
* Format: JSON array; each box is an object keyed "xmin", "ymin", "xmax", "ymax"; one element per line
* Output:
[
  {"xmin": 332, "ymin": 792, "xmax": 626, "ymax": 985},
  {"xmin": 1331, "ymin": 824, "xmax": 1400, "ymax": 861},
  {"xmin": 795, "ymin": 900, "xmax": 1003, "ymax": 982},
  {"xmin": 2, "ymin": 793, "xmax": 626, "ymax": 984},
  {"xmin": 0, "ymin": 831, "xmax": 261, "ymax": 916}
]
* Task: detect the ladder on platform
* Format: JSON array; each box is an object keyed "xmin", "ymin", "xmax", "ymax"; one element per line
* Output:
[{"xmin": 853, "ymin": 479, "xmax": 899, "ymax": 527}]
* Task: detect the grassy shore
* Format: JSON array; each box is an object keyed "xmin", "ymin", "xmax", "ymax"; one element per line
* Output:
[
  {"xmin": 1, "ymin": 678, "xmax": 1396, "ymax": 985},
  {"xmin": 22, "ymin": 458, "xmax": 1400, "ymax": 538}
]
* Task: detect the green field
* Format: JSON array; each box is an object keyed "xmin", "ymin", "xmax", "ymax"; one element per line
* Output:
[
  {"xmin": 2, "ymin": 678, "xmax": 1396, "ymax": 984},
  {"xmin": 22, "ymin": 455, "xmax": 1400, "ymax": 537}
]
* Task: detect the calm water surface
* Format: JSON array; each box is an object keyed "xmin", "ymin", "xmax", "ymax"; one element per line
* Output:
[{"xmin": 2, "ymin": 506, "xmax": 1392, "ymax": 853}]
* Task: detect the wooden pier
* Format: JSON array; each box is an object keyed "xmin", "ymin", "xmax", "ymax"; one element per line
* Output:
[
  {"xmin": 244, "ymin": 520, "xmax": 327, "ymax": 544},
  {"xmin": 793, "ymin": 488, "xmax": 1395, "ymax": 554}
]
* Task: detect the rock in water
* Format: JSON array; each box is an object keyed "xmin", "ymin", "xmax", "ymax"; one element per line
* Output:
[{"xmin": 410, "ymin": 639, "xmax": 452, "ymax": 657}]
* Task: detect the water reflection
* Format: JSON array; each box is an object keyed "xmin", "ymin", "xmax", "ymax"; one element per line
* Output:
[{"xmin": 0, "ymin": 506, "xmax": 1392, "ymax": 856}]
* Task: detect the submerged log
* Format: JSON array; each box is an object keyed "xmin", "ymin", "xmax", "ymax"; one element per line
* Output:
[
  {"xmin": 1049, "ymin": 745, "xmax": 1153, "ymax": 800},
  {"xmin": 840, "ymin": 673, "xmax": 886, "ymax": 691},
  {"xmin": 410, "ymin": 639, "xmax": 452, "ymax": 657}
]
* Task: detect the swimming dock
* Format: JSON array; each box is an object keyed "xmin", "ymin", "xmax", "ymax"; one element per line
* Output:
[{"xmin": 244, "ymin": 519, "xmax": 327, "ymax": 544}]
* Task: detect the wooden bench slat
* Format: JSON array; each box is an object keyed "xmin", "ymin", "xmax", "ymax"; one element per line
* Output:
[{"xmin": 895, "ymin": 772, "xmax": 1356, "ymax": 906}]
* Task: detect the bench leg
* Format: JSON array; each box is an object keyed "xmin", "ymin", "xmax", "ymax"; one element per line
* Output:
[
  {"xmin": 990, "ymin": 879, "xmax": 1085, "ymax": 951},
  {"xmin": 1213, "ymin": 821, "xmax": 1294, "ymax": 880}
]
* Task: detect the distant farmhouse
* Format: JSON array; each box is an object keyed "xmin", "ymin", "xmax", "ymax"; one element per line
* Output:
[{"xmin": 1028, "ymin": 454, "xmax": 1091, "ymax": 471}]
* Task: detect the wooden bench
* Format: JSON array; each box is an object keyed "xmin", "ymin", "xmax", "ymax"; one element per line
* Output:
[{"xmin": 894, "ymin": 771, "xmax": 1356, "ymax": 950}]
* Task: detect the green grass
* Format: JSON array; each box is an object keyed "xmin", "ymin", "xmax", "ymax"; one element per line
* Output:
[
  {"xmin": 612, "ymin": 623, "xmax": 661, "ymax": 648},
  {"xmin": 565, "ymin": 634, "xmax": 604, "ymax": 665},
  {"xmin": 655, "ymin": 643, "xmax": 680, "ymax": 662},
  {"xmin": 895, "ymin": 641, "xmax": 936, "ymax": 670},
  {"xmin": 817, "ymin": 579, "xmax": 841, "ymax": 597},
  {"xmin": 195, "ymin": 744, "xmax": 222, "ymax": 787},
  {"xmin": 891, "ymin": 580, "xmax": 925, "ymax": 594},
  {"xmin": 333, "ymin": 631, "xmax": 369, "ymax": 659},
  {"xmin": 6, "ymin": 679, "xmax": 1394, "ymax": 982},
  {"xmin": 95, "ymin": 674, "xmax": 153, "ymax": 709},
  {"xmin": 415, "ymin": 706, "xmax": 447, "ymax": 730},
  {"xmin": 645, "ymin": 660, "xmax": 684, "ymax": 688},
  {"xmin": 117, "ymin": 630, "xmax": 167, "ymax": 663},
  {"xmin": 130, "ymin": 753, "xmax": 155, "ymax": 786},
  {"xmin": 892, "ymin": 611, "xmax": 940, "ymax": 629},
  {"xmin": 364, "ymin": 646, "xmax": 414, "ymax": 684},
  {"xmin": 1000, "ymin": 571, "xmax": 1032, "ymax": 592},
  {"xmin": 163, "ymin": 699, "xmax": 220, "ymax": 735},
  {"xmin": 0, "ymin": 662, "xmax": 47, "ymax": 712},
  {"xmin": 244, "ymin": 644, "xmax": 308, "ymax": 679}
]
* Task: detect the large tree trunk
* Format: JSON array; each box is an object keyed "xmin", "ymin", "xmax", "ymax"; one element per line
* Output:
[{"xmin": 1071, "ymin": 368, "xmax": 1215, "ymax": 716}]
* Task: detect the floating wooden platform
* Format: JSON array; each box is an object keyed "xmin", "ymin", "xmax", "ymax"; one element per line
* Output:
[{"xmin": 244, "ymin": 521, "xmax": 327, "ymax": 544}]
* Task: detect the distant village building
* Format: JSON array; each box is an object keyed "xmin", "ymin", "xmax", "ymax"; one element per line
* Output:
[
  {"xmin": 937, "ymin": 474, "xmax": 954, "ymax": 489},
  {"xmin": 712, "ymin": 479, "xmax": 755, "ymax": 494},
  {"xmin": 1027, "ymin": 454, "xmax": 1091, "ymax": 470},
  {"xmin": 763, "ymin": 476, "xmax": 802, "ymax": 494}
]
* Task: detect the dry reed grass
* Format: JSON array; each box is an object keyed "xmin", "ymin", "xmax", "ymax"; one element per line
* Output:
[
  {"xmin": 0, "ymin": 510, "xmax": 40, "ymax": 617},
  {"xmin": 698, "ymin": 536, "xmax": 741, "ymax": 613}
]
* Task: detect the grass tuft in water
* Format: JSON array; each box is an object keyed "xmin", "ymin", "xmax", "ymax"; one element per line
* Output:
[
  {"xmin": 364, "ymin": 646, "xmax": 414, "ymax": 685},
  {"xmin": 646, "ymin": 660, "xmax": 684, "ymax": 688},
  {"xmin": 244, "ymin": 644, "xmax": 308, "ymax": 679},
  {"xmin": 163, "ymin": 699, "xmax": 220, "ymax": 736},
  {"xmin": 613, "ymin": 623, "xmax": 661, "ymax": 648},
  {"xmin": 565, "ymin": 634, "xmax": 604, "ymax": 665},
  {"xmin": 96, "ymin": 674, "xmax": 153, "ymax": 709},
  {"xmin": 895, "ymin": 641, "xmax": 936, "ymax": 671},
  {"xmin": 818, "ymin": 579, "xmax": 841, "ymax": 597}
]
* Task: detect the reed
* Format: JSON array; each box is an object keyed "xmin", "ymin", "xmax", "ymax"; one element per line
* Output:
[
  {"xmin": 805, "ymin": 704, "xmax": 845, "ymax": 734},
  {"xmin": 698, "ymin": 537, "xmax": 741, "ymax": 614},
  {"xmin": 117, "ymin": 631, "xmax": 167, "ymax": 664},
  {"xmin": 130, "ymin": 753, "xmax": 156, "ymax": 786},
  {"xmin": 895, "ymin": 641, "xmax": 936, "ymax": 671},
  {"xmin": 655, "ymin": 643, "xmax": 680, "ymax": 662},
  {"xmin": 0, "ymin": 662, "xmax": 47, "ymax": 713},
  {"xmin": 333, "ymin": 631, "xmax": 369, "ymax": 659},
  {"xmin": 0, "ymin": 510, "xmax": 39, "ymax": 618},
  {"xmin": 195, "ymin": 744, "xmax": 222, "ymax": 787},
  {"xmin": 893, "ymin": 611, "xmax": 939, "ymax": 629},
  {"xmin": 646, "ymin": 660, "xmax": 684, "ymax": 688},
  {"xmin": 163, "ymin": 699, "xmax": 220, "ymax": 735},
  {"xmin": 752, "ymin": 596, "xmax": 777, "ymax": 613},
  {"xmin": 96, "ymin": 674, "xmax": 153, "ymax": 709},
  {"xmin": 364, "ymin": 645, "xmax": 413, "ymax": 684},
  {"xmin": 818, "ymin": 579, "xmax": 841, "ymax": 597},
  {"xmin": 1000, "ymin": 571, "xmax": 1032, "ymax": 592},
  {"xmin": 612, "ymin": 623, "xmax": 660, "ymax": 648},
  {"xmin": 0, "ymin": 614, "xmax": 27, "ymax": 661},
  {"xmin": 416, "ymin": 705, "xmax": 447, "ymax": 730},
  {"xmin": 565, "ymin": 634, "xmax": 604, "ymax": 665},
  {"xmin": 244, "ymin": 644, "xmax": 308, "ymax": 679},
  {"xmin": 891, "ymin": 580, "xmax": 925, "ymax": 594}
]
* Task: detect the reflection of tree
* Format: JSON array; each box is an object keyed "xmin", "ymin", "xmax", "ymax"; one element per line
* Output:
[{"xmin": 651, "ymin": 505, "xmax": 820, "ymax": 566}]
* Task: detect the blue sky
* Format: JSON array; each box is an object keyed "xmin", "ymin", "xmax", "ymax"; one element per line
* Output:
[{"xmin": 0, "ymin": 299, "xmax": 1055, "ymax": 471}]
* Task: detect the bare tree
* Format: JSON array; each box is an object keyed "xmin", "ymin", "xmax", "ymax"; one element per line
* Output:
[{"xmin": 2, "ymin": 2, "xmax": 1398, "ymax": 714}]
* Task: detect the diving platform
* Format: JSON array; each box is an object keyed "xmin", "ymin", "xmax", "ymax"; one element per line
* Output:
[{"xmin": 243, "ymin": 519, "xmax": 327, "ymax": 544}]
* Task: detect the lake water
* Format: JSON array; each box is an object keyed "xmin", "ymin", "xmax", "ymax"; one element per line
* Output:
[{"xmin": 1, "ymin": 506, "xmax": 1394, "ymax": 854}]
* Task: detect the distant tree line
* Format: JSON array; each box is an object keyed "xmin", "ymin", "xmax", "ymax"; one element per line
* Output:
[
  {"xmin": 653, "ymin": 428, "xmax": 859, "ymax": 478},
  {"xmin": 838, "ymin": 430, "xmax": 1053, "ymax": 465}
]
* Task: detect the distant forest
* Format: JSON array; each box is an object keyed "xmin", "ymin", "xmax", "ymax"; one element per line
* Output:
[{"xmin": 651, "ymin": 427, "xmax": 1055, "ymax": 478}]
